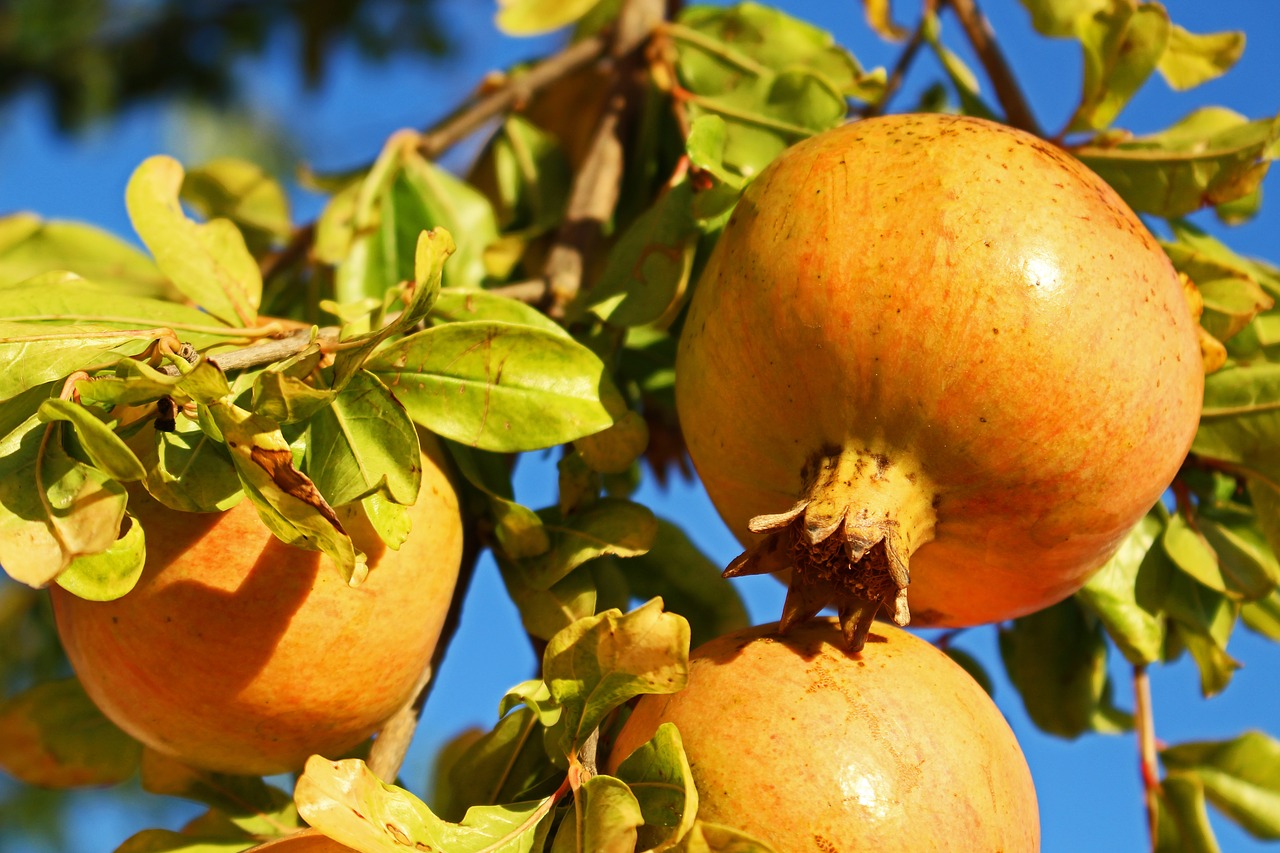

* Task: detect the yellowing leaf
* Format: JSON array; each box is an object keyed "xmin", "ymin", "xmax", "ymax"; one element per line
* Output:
[
  {"xmin": 1157, "ymin": 24, "xmax": 1245, "ymax": 91},
  {"xmin": 126, "ymin": 155, "xmax": 262, "ymax": 327},
  {"xmin": 495, "ymin": 0, "xmax": 602, "ymax": 36},
  {"xmin": 295, "ymin": 756, "xmax": 558, "ymax": 852}
]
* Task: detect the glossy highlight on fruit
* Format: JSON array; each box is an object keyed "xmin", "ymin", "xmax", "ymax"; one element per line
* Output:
[
  {"xmin": 51, "ymin": 435, "xmax": 464, "ymax": 776},
  {"xmin": 676, "ymin": 113, "xmax": 1203, "ymax": 647},
  {"xmin": 608, "ymin": 619, "xmax": 1040, "ymax": 852}
]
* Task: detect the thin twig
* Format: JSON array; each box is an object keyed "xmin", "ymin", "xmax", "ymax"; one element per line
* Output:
[
  {"xmin": 417, "ymin": 33, "xmax": 612, "ymax": 160},
  {"xmin": 1134, "ymin": 664, "xmax": 1162, "ymax": 851},
  {"xmin": 366, "ymin": 505, "xmax": 485, "ymax": 781},
  {"xmin": 942, "ymin": 0, "xmax": 1042, "ymax": 136},
  {"xmin": 259, "ymin": 222, "xmax": 316, "ymax": 282},
  {"xmin": 859, "ymin": 0, "xmax": 938, "ymax": 118},
  {"xmin": 542, "ymin": 0, "xmax": 667, "ymax": 319}
]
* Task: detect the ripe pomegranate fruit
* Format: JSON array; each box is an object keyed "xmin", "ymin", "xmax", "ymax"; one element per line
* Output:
[
  {"xmin": 676, "ymin": 113, "xmax": 1203, "ymax": 647},
  {"xmin": 51, "ymin": 433, "xmax": 463, "ymax": 776},
  {"xmin": 608, "ymin": 619, "xmax": 1039, "ymax": 852}
]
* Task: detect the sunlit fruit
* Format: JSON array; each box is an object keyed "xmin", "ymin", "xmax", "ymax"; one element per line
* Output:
[
  {"xmin": 51, "ymin": 433, "xmax": 464, "ymax": 776},
  {"xmin": 609, "ymin": 619, "xmax": 1039, "ymax": 852},
  {"xmin": 676, "ymin": 112, "xmax": 1203, "ymax": 647}
]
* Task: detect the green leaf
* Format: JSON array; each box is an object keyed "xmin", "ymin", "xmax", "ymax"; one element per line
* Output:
[
  {"xmin": 436, "ymin": 708, "xmax": 564, "ymax": 823},
  {"xmin": 1162, "ymin": 232, "xmax": 1274, "ymax": 345},
  {"xmin": 181, "ymin": 157, "xmax": 292, "ymax": 244},
  {"xmin": 588, "ymin": 181, "xmax": 698, "ymax": 328},
  {"xmin": 0, "ymin": 678, "xmax": 142, "ymax": 788},
  {"xmin": 367, "ymin": 321, "xmax": 623, "ymax": 453},
  {"xmin": 921, "ymin": 12, "xmax": 998, "ymax": 120},
  {"xmin": 1075, "ymin": 108, "xmax": 1280, "ymax": 218},
  {"xmin": 998, "ymin": 598, "xmax": 1129, "ymax": 738},
  {"xmin": 615, "ymin": 519, "xmax": 749, "ymax": 649},
  {"xmin": 613, "ymin": 722, "xmax": 698, "ymax": 851},
  {"xmin": 429, "ymin": 288, "xmax": 569, "ymax": 337},
  {"xmin": 685, "ymin": 115, "xmax": 748, "ymax": 223},
  {"xmin": 495, "ymin": 0, "xmax": 602, "ymax": 35},
  {"xmin": 0, "ymin": 412, "xmax": 128, "ymax": 588},
  {"xmin": 137, "ymin": 417, "xmax": 243, "ymax": 513},
  {"xmin": 54, "ymin": 512, "xmax": 146, "ymax": 601},
  {"xmin": 1198, "ymin": 502, "xmax": 1280, "ymax": 601},
  {"xmin": 445, "ymin": 442, "xmax": 549, "ymax": 559},
  {"xmin": 1018, "ymin": 0, "xmax": 1108, "ymax": 38},
  {"xmin": 574, "ymin": 410, "xmax": 649, "ymax": 475},
  {"xmin": 303, "ymin": 370, "xmax": 421, "ymax": 507},
  {"xmin": 943, "ymin": 647, "xmax": 996, "ymax": 697},
  {"xmin": 522, "ymin": 499, "xmax": 658, "ymax": 589},
  {"xmin": 672, "ymin": 4, "xmax": 881, "ymax": 177},
  {"xmin": 251, "ymin": 346, "xmax": 336, "ymax": 425},
  {"xmin": 1162, "ymin": 732, "xmax": 1280, "ymax": 839},
  {"xmin": 500, "ymin": 556, "xmax": 598, "ymax": 641},
  {"xmin": 38, "ymin": 398, "xmax": 146, "ymax": 482},
  {"xmin": 476, "ymin": 115, "xmax": 572, "ymax": 234},
  {"xmin": 550, "ymin": 775, "xmax": 642, "ymax": 853},
  {"xmin": 1163, "ymin": 572, "xmax": 1240, "ymax": 697},
  {"xmin": 1076, "ymin": 511, "xmax": 1168, "ymax": 663},
  {"xmin": 673, "ymin": 821, "xmax": 778, "ymax": 853},
  {"xmin": 500, "ymin": 679, "xmax": 563, "ymax": 727},
  {"xmin": 1068, "ymin": 0, "xmax": 1170, "ymax": 132},
  {"xmin": 114, "ymin": 830, "xmax": 254, "ymax": 853},
  {"xmin": 141, "ymin": 749, "xmax": 299, "ymax": 835},
  {"xmin": 1157, "ymin": 25, "xmax": 1245, "ymax": 91},
  {"xmin": 0, "ymin": 213, "xmax": 166, "ymax": 296},
  {"xmin": 76, "ymin": 358, "xmax": 186, "ymax": 409},
  {"xmin": 126, "ymin": 155, "xmax": 262, "ymax": 327},
  {"xmin": 295, "ymin": 756, "xmax": 558, "ymax": 852},
  {"xmin": 1156, "ymin": 774, "xmax": 1221, "ymax": 853},
  {"xmin": 1242, "ymin": 588, "xmax": 1280, "ymax": 640},
  {"xmin": 542, "ymin": 598, "xmax": 689, "ymax": 755}
]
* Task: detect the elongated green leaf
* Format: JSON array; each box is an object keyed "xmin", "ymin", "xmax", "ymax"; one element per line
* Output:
[
  {"xmin": 522, "ymin": 499, "xmax": 658, "ymax": 589},
  {"xmin": 1018, "ymin": 0, "xmax": 1108, "ymax": 37},
  {"xmin": 1156, "ymin": 774, "xmax": 1221, "ymax": 853},
  {"xmin": 550, "ymin": 775, "xmax": 642, "ymax": 853},
  {"xmin": 1162, "ymin": 732, "xmax": 1280, "ymax": 839},
  {"xmin": 429, "ymin": 288, "xmax": 569, "ymax": 337},
  {"xmin": 181, "ymin": 157, "xmax": 292, "ymax": 243},
  {"xmin": 142, "ymin": 749, "xmax": 298, "ymax": 833},
  {"xmin": 921, "ymin": 11, "xmax": 998, "ymax": 121},
  {"xmin": 54, "ymin": 512, "xmax": 145, "ymax": 601},
  {"xmin": 0, "ymin": 678, "xmax": 141, "ymax": 788},
  {"xmin": 295, "ymin": 756, "xmax": 557, "ymax": 852},
  {"xmin": 674, "ymin": 821, "xmax": 778, "ymax": 853},
  {"xmin": 39, "ymin": 398, "xmax": 146, "ymax": 482},
  {"xmin": 1242, "ymin": 588, "xmax": 1280, "ymax": 640},
  {"xmin": 543, "ymin": 598, "xmax": 690, "ymax": 755},
  {"xmin": 999, "ymin": 598, "xmax": 1129, "ymax": 737},
  {"xmin": 615, "ymin": 519, "xmax": 749, "ymax": 649},
  {"xmin": 613, "ymin": 722, "xmax": 699, "ymax": 852},
  {"xmin": 304, "ymin": 370, "xmax": 420, "ymax": 507},
  {"xmin": 1076, "ymin": 511, "xmax": 1168, "ymax": 664},
  {"xmin": 436, "ymin": 708, "xmax": 563, "ymax": 823},
  {"xmin": 1164, "ymin": 572, "xmax": 1240, "ymax": 697},
  {"xmin": 126, "ymin": 155, "xmax": 261, "ymax": 327},
  {"xmin": 1076, "ymin": 108, "xmax": 1280, "ymax": 218},
  {"xmin": 495, "ymin": 0, "xmax": 601, "ymax": 35},
  {"xmin": 0, "ymin": 213, "xmax": 166, "ymax": 295},
  {"xmin": 137, "ymin": 417, "xmax": 243, "ymax": 513},
  {"xmin": 1157, "ymin": 25, "xmax": 1245, "ymax": 91},
  {"xmin": 114, "ymin": 830, "xmax": 254, "ymax": 853},
  {"xmin": 1069, "ymin": 1, "xmax": 1170, "ymax": 132},
  {"xmin": 445, "ymin": 441, "xmax": 549, "ymax": 559},
  {"xmin": 588, "ymin": 181, "xmax": 698, "ymax": 328},
  {"xmin": 1199, "ymin": 502, "xmax": 1280, "ymax": 601},
  {"xmin": 367, "ymin": 321, "xmax": 622, "ymax": 452},
  {"xmin": 499, "ymin": 680, "xmax": 562, "ymax": 727},
  {"xmin": 476, "ymin": 114, "xmax": 572, "ymax": 234},
  {"xmin": 500, "ymin": 556, "xmax": 598, "ymax": 641}
]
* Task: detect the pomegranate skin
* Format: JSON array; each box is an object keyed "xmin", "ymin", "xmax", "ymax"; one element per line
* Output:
[
  {"xmin": 609, "ymin": 619, "xmax": 1040, "ymax": 852},
  {"xmin": 676, "ymin": 113, "xmax": 1203, "ymax": 630},
  {"xmin": 51, "ymin": 436, "xmax": 463, "ymax": 776}
]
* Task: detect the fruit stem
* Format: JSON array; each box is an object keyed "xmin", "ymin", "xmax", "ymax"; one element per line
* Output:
[
  {"xmin": 723, "ymin": 445, "xmax": 938, "ymax": 652},
  {"xmin": 1133, "ymin": 664, "xmax": 1162, "ymax": 851}
]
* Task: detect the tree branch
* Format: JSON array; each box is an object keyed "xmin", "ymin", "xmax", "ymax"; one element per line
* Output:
[
  {"xmin": 942, "ymin": 0, "xmax": 1042, "ymax": 136},
  {"xmin": 416, "ymin": 32, "xmax": 612, "ymax": 160},
  {"xmin": 541, "ymin": 0, "xmax": 667, "ymax": 319},
  {"xmin": 1134, "ymin": 664, "xmax": 1162, "ymax": 851}
]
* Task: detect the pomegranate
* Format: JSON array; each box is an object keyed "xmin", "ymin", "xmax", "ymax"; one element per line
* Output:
[
  {"xmin": 608, "ymin": 619, "xmax": 1039, "ymax": 851},
  {"xmin": 51, "ymin": 434, "xmax": 463, "ymax": 776},
  {"xmin": 676, "ymin": 113, "xmax": 1203, "ymax": 647}
]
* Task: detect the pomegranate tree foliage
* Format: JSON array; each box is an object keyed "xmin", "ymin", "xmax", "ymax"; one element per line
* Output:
[{"xmin": 0, "ymin": 0, "xmax": 1279, "ymax": 850}]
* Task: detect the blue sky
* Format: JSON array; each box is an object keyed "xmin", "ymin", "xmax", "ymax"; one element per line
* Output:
[{"xmin": 1, "ymin": 2, "xmax": 1278, "ymax": 851}]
